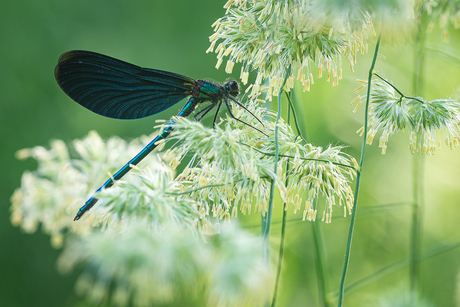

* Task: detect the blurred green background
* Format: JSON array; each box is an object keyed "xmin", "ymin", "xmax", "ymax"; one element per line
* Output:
[{"xmin": 1, "ymin": 1, "xmax": 460, "ymax": 306}]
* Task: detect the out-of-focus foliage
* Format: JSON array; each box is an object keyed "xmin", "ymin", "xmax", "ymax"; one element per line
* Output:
[
  {"xmin": 423, "ymin": 0, "xmax": 460, "ymax": 41},
  {"xmin": 10, "ymin": 132, "xmax": 166, "ymax": 245},
  {"xmin": 58, "ymin": 223, "xmax": 271, "ymax": 307}
]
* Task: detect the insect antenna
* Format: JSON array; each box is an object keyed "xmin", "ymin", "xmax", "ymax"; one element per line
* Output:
[
  {"xmin": 228, "ymin": 96, "xmax": 265, "ymax": 127},
  {"xmin": 224, "ymin": 97, "xmax": 268, "ymax": 137}
]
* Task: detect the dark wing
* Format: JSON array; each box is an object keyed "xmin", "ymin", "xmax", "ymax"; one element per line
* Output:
[{"xmin": 54, "ymin": 50, "xmax": 195, "ymax": 119}]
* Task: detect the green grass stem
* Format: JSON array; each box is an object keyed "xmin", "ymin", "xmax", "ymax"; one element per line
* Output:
[
  {"xmin": 337, "ymin": 35, "xmax": 381, "ymax": 307},
  {"xmin": 262, "ymin": 65, "xmax": 291, "ymax": 260},
  {"xmin": 410, "ymin": 10, "xmax": 427, "ymax": 304},
  {"xmin": 271, "ymin": 91, "xmax": 293, "ymax": 307}
]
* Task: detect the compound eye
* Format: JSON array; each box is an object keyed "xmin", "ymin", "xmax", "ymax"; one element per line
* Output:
[{"xmin": 228, "ymin": 80, "xmax": 239, "ymax": 96}]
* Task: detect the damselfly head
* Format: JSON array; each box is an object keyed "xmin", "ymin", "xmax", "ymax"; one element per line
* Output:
[{"xmin": 224, "ymin": 80, "xmax": 240, "ymax": 97}]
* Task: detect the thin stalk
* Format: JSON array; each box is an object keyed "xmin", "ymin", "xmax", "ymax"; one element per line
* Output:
[
  {"xmin": 287, "ymin": 89, "xmax": 329, "ymax": 306},
  {"xmin": 410, "ymin": 9, "xmax": 427, "ymax": 303},
  {"xmin": 312, "ymin": 199, "xmax": 329, "ymax": 307},
  {"xmin": 329, "ymin": 237, "xmax": 460, "ymax": 299},
  {"xmin": 270, "ymin": 177, "xmax": 288, "ymax": 307},
  {"xmin": 373, "ymin": 73, "xmax": 425, "ymax": 104},
  {"xmin": 245, "ymin": 202, "xmax": 414, "ymax": 230},
  {"xmin": 425, "ymin": 44, "xmax": 460, "ymax": 66},
  {"xmin": 410, "ymin": 155, "xmax": 424, "ymax": 298},
  {"xmin": 284, "ymin": 90, "xmax": 308, "ymax": 144},
  {"xmin": 292, "ymin": 88, "xmax": 308, "ymax": 140},
  {"xmin": 262, "ymin": 65, "xmax": 291, "ymax": 261},
  {"xmin": 168, "ymin": 177, "xmax": 269, "ymax": 195},
  {"xmin": 242, "ymin": 145, "xmax": 357, "ymax": 170},
  {"xmin": 337, "ymin": 35, "xmax": 381, "ymax": 307},
  {"xmin": 271, "ymin": 96, "xmax": 292, "ymax": 307}
]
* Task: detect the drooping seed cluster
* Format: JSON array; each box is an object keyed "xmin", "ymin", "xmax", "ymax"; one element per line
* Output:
[
  {"xmin": 354, "ymin": 79, "xmax": 460, "ymax": 155},
  {"xmin": 208, "ymin": 0, "xmax": 375, "ymax": 100},
  {"xmin": 169, "ymin": 100, "xmax": 357, "ymax": 224}
]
